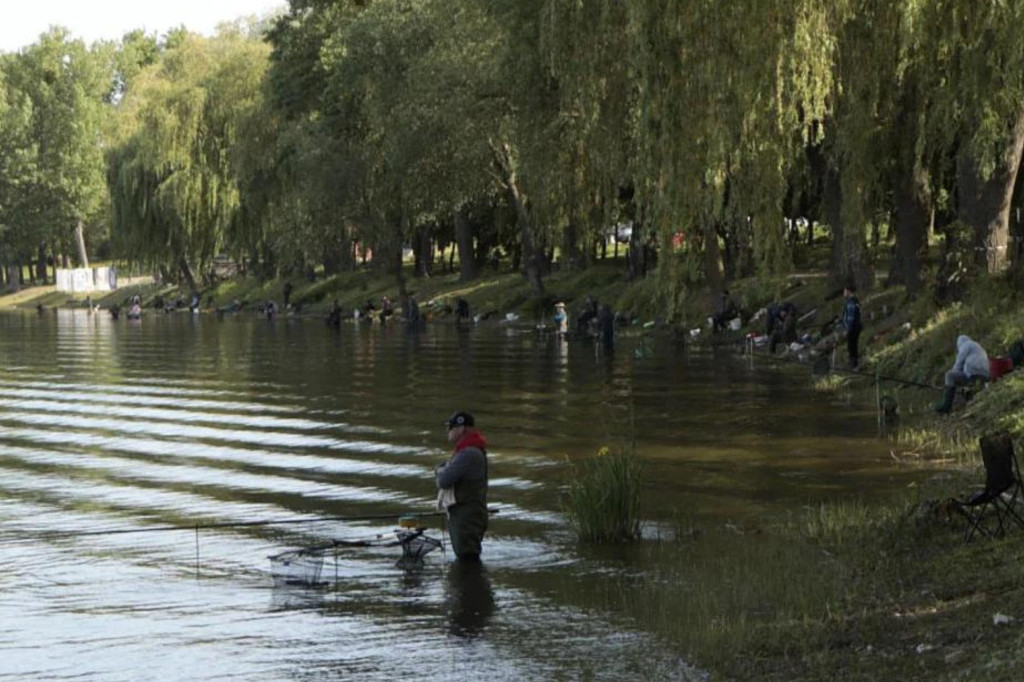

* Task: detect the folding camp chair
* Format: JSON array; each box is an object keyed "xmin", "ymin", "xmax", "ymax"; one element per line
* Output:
[{"xmin": 952, "ymin": 431, "xmax": 1024, "ymax": 542}]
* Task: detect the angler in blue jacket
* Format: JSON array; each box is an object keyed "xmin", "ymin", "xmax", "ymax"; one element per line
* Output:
[{"xmin": 840, "ymin": 285, "xmax": 863, "ymax": 369}]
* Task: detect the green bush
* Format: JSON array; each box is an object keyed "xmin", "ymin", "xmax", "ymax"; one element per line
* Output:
[{"xmin": 565, "ymin": 445, "xmax": 643, "ymax": 543}]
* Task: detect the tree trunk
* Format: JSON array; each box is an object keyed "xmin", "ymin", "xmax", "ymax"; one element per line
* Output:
[
  {"xmin": 323, "ymin": 235, "xmax": 350, "ymax": 276},
  {"xmin": 389, "ymin": 209, "xmax": 410, "ymax": 311},
  {"xmin": 736, "ymin": 217, "xmax": 755, "ymax": 278},
  {"xmin": 718, "ymin": 222, "xmax": 736, "ymax": 282},
  {"xmin": 562, "ymin": 212, "xmax": 584, "ymax": 270},
  {"xmin": 890, "ymin": 168, "xmax": 931, "ymax": 296},
  {"xmin": 454, "ymin": 208, "xmax": 478, "ymax": 281},
  {"xmin": 413, "ymin": 224, "xmax": 432, "ymax": 278},
  {"xmin": 957, "ymin": 104, "xmax": 1024, "ymax": 274},
  {"xmin": 627, "ymin": 220, "xmax": 648, "ymax": 280},
  {"xmin": 490, "ymin": 140, "xmax": 544, "ymax": 296},
  {"xmin": 1011, "ymin": 151, "xmax": 1024, "ymax": 267},
  {"xmin": 824, "ymin": 162, "xmax": 867, "ymax": 290},
  {"xmin": 7, "ymin": 264, "xmax": 20, "ymax": 292},
  {"xmin": 36, "ymin": 244, "xmax": 48, "ymax": 284},
  {"xmin": 885, "ymin": 74, "xmax": 929, "ymax": 295},
  {"xmin": 178, "ymin": 256, "xmax": 197, "ymax": 292},
  {"xmin": 74, "ymin": 219, "xmax": 89, "ymax": 269}
]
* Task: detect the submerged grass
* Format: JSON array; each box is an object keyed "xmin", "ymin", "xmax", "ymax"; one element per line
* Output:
[
  {"xmin": 891, "ymin": 426, "xmax": 978, "ymax": 465},
  {"xmin": 601, "ymin": 485, "xmax": 1024, "ymax": 680},
  {"xmin": 812, "ymin": 373, "xmax": 845, "ymax": 392}
]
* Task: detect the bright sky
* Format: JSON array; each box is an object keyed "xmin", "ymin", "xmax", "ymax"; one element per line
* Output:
[{"xmin": 0, "ymin": 0, "xmax": 285, "ymax": 53}]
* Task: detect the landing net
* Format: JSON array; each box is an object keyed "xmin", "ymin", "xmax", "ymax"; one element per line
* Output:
[
  {"xmin": 268, "ymin": 546, "xmax": 330, "ymax": 587},
  {"xmin": 268, "ymin": 528, "xmax": 443, "ymax": 586},
  {"xmin": 395, "ymin": 529, "xmax": 442, "ymax": 571}
]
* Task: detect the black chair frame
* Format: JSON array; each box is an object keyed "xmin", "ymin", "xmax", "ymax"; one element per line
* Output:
[{"xmin": 954, "ymin": 431, "xmax": 1024, "ymax": 542}]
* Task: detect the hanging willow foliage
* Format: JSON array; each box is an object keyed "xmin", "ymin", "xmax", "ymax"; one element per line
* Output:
[
  {"xmin": 108, "ymin": 32, "xmax": 269, "ymax": 280},
  {"xmin": 609, "ymin": 1, "xmax": 844, "ymax": 315},
  {"xmin": 916, "ymin": 0, "xmax": 1024, "ymax": 274},
  {"xmin": 83, "ymin": 0, "xmax": 1024, "ymax": 295}
]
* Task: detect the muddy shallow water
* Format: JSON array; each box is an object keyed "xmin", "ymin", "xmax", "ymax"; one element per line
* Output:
[{"xmin": 0, "ymin": 310, "xmax": 927, "ymax": 680}]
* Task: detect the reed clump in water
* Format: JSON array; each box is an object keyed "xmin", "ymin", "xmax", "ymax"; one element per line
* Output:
[{"xmin": 566, "ymin": 445, "xmax": 643, "ymax": 543}]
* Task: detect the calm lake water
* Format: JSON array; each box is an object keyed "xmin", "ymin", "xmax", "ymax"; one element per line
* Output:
[{"xmin": 0, "ymin": 309, "xmax": 928, "ymax": 681}]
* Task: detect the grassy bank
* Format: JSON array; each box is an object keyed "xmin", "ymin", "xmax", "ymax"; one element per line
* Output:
[{"xmin": 0, "ymin": 258, "xmax": 656, "ymax": 326}]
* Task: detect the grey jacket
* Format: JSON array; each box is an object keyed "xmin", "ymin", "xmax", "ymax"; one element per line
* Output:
[
  {"xmin": 952, "ymin": 335, "xmax": 990, "ymax": 378},
  {"xmin": 436, "ymin": 445, "xmax": 488, "ymax": 506}
]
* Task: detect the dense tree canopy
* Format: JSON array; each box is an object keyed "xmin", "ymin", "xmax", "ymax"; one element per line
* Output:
[
  {"xmin": 3, "ymin": 0, "xmax": 1024, "ymax": 310},
  {"xmin": 0, "ymin": 29, "xmax": 110, "ymax": 282}
]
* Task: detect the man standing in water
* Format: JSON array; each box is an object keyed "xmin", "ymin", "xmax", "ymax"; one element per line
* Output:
[{"xmin": 436, "ymin": 412, "xmax": 489, "ymax": 562}]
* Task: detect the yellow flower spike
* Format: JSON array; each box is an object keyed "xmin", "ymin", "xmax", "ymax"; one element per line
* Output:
[{"xmin": 597, "ymin": 446, "xmax": 611, "ymax": 457}]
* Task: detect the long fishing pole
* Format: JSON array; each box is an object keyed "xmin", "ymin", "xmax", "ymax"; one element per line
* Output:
[
  {"xmin": 0, "ymin": 507, "xmax": 503, "ymax": 543},
  {"xmin": 709, "ymin": 333, "xmax": 942, "ymax": 390}
]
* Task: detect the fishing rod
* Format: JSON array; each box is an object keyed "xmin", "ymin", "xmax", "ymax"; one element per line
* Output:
[
  {"xmin": 0, "ymin": 508, "xmax": 502, "ymax": 544},
  {"xmin": 710, "ymin": 332, "xmax": 942, "ymax": 390},
  {"xmin": 830, "ymin": 361, "xmax": 941, "ymax": 390},
  {"xmin": 759, "ymin": 345, "xmax": 941, "ymax": 390}
]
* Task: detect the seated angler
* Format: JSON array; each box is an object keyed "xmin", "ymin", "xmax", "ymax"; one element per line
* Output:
[
  {"xmin": 935, "ymin": 335, "xmax": 990, "ymax": 414},
  {"xmin": 769, "ymin": 306, "xmax": 798, "ymax": 353}
]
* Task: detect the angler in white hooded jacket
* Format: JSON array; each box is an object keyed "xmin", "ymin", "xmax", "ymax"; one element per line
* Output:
[{"xmin": 935, "ymin": 335, "xmax": 990, "ymax": 413}]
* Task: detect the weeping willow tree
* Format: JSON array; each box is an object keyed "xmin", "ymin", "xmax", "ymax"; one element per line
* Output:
[
  {"xmin": 822, "ymin": 0, "xmax": 908, "ymax": 292},
  {"xmin": 883, "ymin": 1, "xmax": 933, "ymax": 296},
  {"xmin": 622, "ymin": 1, "xmax": 839, "ymax": 317},
  {"xmin": 918, "ymin": 0, "xmax": 1024, "ymax": 276},
  {"xmin": 108, "ymin": 31, "xmax": 270, "ymax": 287},
  {"xmin": 534, "ymin": 1, "xmax": 638, "ymax": 270},
  {"xmin": 95, "ymin": 0, "xmax": 1024, "ymax": 307},
  {"xmin": 463, "ymin": 0, "xmax": 568, "ymax": 296},
  {"xmin": 232, "ymin": 102, "xmax": 364, "ymax": 279}
]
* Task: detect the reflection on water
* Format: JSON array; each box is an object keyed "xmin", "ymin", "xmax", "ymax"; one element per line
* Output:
[
  {"xmin": 0, "ymin": 309, "xmax": 932, "ymax": 680},
  {"xmin": 446, "ymin": 561, "xmax": 495, "ymax": 639}
]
